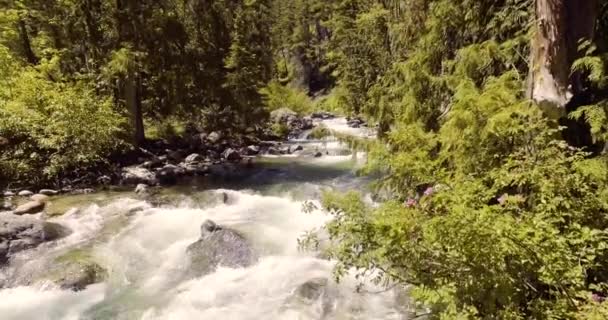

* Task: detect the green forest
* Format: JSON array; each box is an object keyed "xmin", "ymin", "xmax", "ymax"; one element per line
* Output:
[{"xmin": 3, "ymin": 0, "xmax": 608, "ymax": 318}]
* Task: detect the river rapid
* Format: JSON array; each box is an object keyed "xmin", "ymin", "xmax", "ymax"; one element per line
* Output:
[{"xmin": 0, "ymin": 118, "xmax": 414, "ymax": 320}]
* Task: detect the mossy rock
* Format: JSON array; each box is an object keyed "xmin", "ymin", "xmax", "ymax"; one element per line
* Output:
[{"xmin": 45, "ymin": 248, "xmax": 108, "ymax": 291}]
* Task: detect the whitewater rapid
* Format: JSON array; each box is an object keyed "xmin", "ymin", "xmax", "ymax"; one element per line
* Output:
[{"xmin": 0, "ymin": 118, "xmax": 412, "ymax": 320}]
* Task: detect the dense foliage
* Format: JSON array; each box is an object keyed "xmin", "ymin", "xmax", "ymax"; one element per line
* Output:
[
  {"xmin": 4, "ymin": 0, "xmax": 608, "ymax": 318},
  {"xmin": 295, "ymin": 0, "xmax": 608, "ymax": 319}
]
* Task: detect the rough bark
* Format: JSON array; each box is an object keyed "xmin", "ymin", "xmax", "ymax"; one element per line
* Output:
[{"xmin": 528, "ymin": 0, "xmax": 598, "ymax": 117}]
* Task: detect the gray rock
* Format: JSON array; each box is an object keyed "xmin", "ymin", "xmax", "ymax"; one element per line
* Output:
[
  {"xmin": 14, "ymin": 201, "xmax": 45, "ymax": 215},
  {"xmin": 39, "ymin": 189, "xmax": 59, "ymax": 196},
  {"xmin": 30, "ymin": 194, "xmax": 50, "ymax": 203},
  {"xmin": 267, "ymin": 147, "xmax": 281, "ymax": 155},
  {"xmin": 0, "ymin": 214, "xmax": 70, "ymax": 263},
  {"xmin": 223, "ymin": 148, "xmax": 242, "ymax": 161},
  {"xmin": 293, "ymin": 145, "xmax": 304, "ymax": 151},
  {"xmin": 55, "ymin": 261, "xmax": 107, "ymax": 291},
  {"xmin": 245, "ymin": 145, "xmax": 260, "ymax": 155},
  {"xmin": 185, "ymin": 153, "xmax": 203, "ymax": 164},
  {"xmin": 97, "ymin": 175, "xmax": 112, "ymax": 185},
  {"xmin": 134, "ymin": 184, "xmax": 149, "ymax": 195},
  {"xmin": 3, "ymin": 191, "xmax": 15, "ymax": 197},
  {"xmin": 186, "ymin": 220, "xmax": 257, "ymax": 276},
  {"xmin": 207, "ymin": 131, "xmax": 222, "ymax": 144},
  {"xmin": 314, "ymin": 152, "xmax": 323, "ymax": 158},
  {"xmin": 167, "ymin": 150, "xmax": 185, "ymax": 163},
  {"xmin": 121, "ymin": 166, "xmax": 158, "ymax": 185},
  {"xmin": 156, "ymin": 164, "xmax": 186, "ymax": 185},
  {"xmin": 18, "ymin": 190, "xmax": 34, "ymax": 197}
]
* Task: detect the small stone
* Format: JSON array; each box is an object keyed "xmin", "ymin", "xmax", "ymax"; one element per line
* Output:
[
  {"xmin": 3, "ymin": 191, "xmax": 15, "ymax": 197},
  {"xmin": 314, "ymin": 152, "xmax": 323, "ymax": 158},
  {"xmin": 39, "ymin": 189, "xmax": 59, "ymax": 196},
  {"xmin": 294, "ymin": 145, "xmax": 303, "ymax": 151},
  {"xmin": 30, "ymin": 194, "xmax": 50, "ymax": 202},
  {"xmin": 185, "ymin": 153, "xmax": 203, "ymax": 164},
  {"xmin": 207, "ymin": 131, "xmax": 222, "ymax": 144},
  {"xmin": 14, "ymin": 201, "xmax": 45, "ymax": 215},
  {"xmin": 18, "ymin": 190, "xmax": 34, "ymax": 197}
]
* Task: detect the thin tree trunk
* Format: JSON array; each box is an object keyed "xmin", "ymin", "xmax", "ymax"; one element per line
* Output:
[
  {"xmin": 124, "ymin": 74, "xmax": 145, "ymax": 146},
  {"xmin": 17, "ymin": 18, "xmax": 38, "ymax": 65}
]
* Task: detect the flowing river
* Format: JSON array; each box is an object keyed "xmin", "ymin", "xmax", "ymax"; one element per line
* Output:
[{"xmin": 0, "ymin": 119, "xmax": 413, "ymax": 320}]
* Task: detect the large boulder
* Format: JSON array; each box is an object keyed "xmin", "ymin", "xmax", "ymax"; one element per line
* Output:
[
  {"xmin": 121, "ymin": 166, "xmax": 158, "ymax": 185},
  {"xmin": 14, "ymin": 201, "xmax": 45, "ymax": 215},
  {"xmin": 186, "ymin": 220, "xmax": 257, "ymax": 276},
  {"xmin": 0, "ymin": 214, "xmax": 70, "ymax": 264}
]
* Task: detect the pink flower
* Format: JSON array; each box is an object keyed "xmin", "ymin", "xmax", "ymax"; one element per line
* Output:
[
  {"xmin": 423, "ymin": 187, "xmax": 434, "ymax": 196},
  {"xmin": 404, "ymin": 198, "xmax": 417, "ymax": 208},
  {"xmin": 592, "ymin": 293, "xmax": 605, "ymax": 303},
  {"xmin": 497, "ymin": 194, "xmax": 508, "ymax": 205}
]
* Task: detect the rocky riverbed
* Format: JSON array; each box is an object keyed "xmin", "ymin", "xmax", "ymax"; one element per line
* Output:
[{"xmin": 0, "ymin": 116, "xmax": 417, "ymax": 320}]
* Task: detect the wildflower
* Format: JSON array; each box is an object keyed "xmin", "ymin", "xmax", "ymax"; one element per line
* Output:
[
  {"xmin": 405, "ymin": 198, "xmax": 417, "ymax": 208},
  {"xmin": 423, "ymin": 187, "xmax": 434, "ymax": 196},
  {"xmin": 592, "ymin": 293, "xmax": 605, "ymax": 303},
  {"xmin": 497, "ymin": 194, "xmax": 508, "ymax": 205}
]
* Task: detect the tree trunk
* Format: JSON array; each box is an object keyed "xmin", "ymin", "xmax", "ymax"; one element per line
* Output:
[
  {"xmin": 528, "ymin": 0, "xmax": 598, "ymax": 117},
  {"xmin": 17, "ymin": 18, "xmax": 38, "ymax": 65},
  {"xmin": 124, "ymin": 74, "xmax": 145, "ymax": 146}
]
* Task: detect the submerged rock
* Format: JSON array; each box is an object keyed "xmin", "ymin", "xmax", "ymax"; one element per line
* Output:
[
  {"xmin": 14, "ymin": 201, "xmax": 45, "ymax": 215},
  {"xmin": 295, "ymin": 277, "xmax": 328, "ymax": 300},
  {"xmin": 0, "ymin": 214, "xmax": 70, "ymax": 264},
  {"xmin": 186, "ymin": 219, "xmax": 257, "ymax": 276}
]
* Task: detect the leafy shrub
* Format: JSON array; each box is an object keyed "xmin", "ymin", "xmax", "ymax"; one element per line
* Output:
[
  {"xmin": 270, "ymin": 122, "xmax": 290, "ymax": 138},
  {"xmin": 308, "ymin": 124, "xmax": 332, "ymax": 140},
  {"xmin": 260, "ymin": 80, "xmax": 313, "ymax": 115},
  {"xmin": 0, "ymin": 49, "xmax": 125, "ymax": 186}
]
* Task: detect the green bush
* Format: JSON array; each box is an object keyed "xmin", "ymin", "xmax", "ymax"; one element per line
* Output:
[
  {"xmin": 0, "ymin": 50, "xmax": 125, "ymax": 186},
  {"xmin": 260, "ymin": 80, "xmax": 313, "ymax": 115},
  {"xmin": 308, "ymin": 124, "xmax": 332, "ymax": 140}
]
